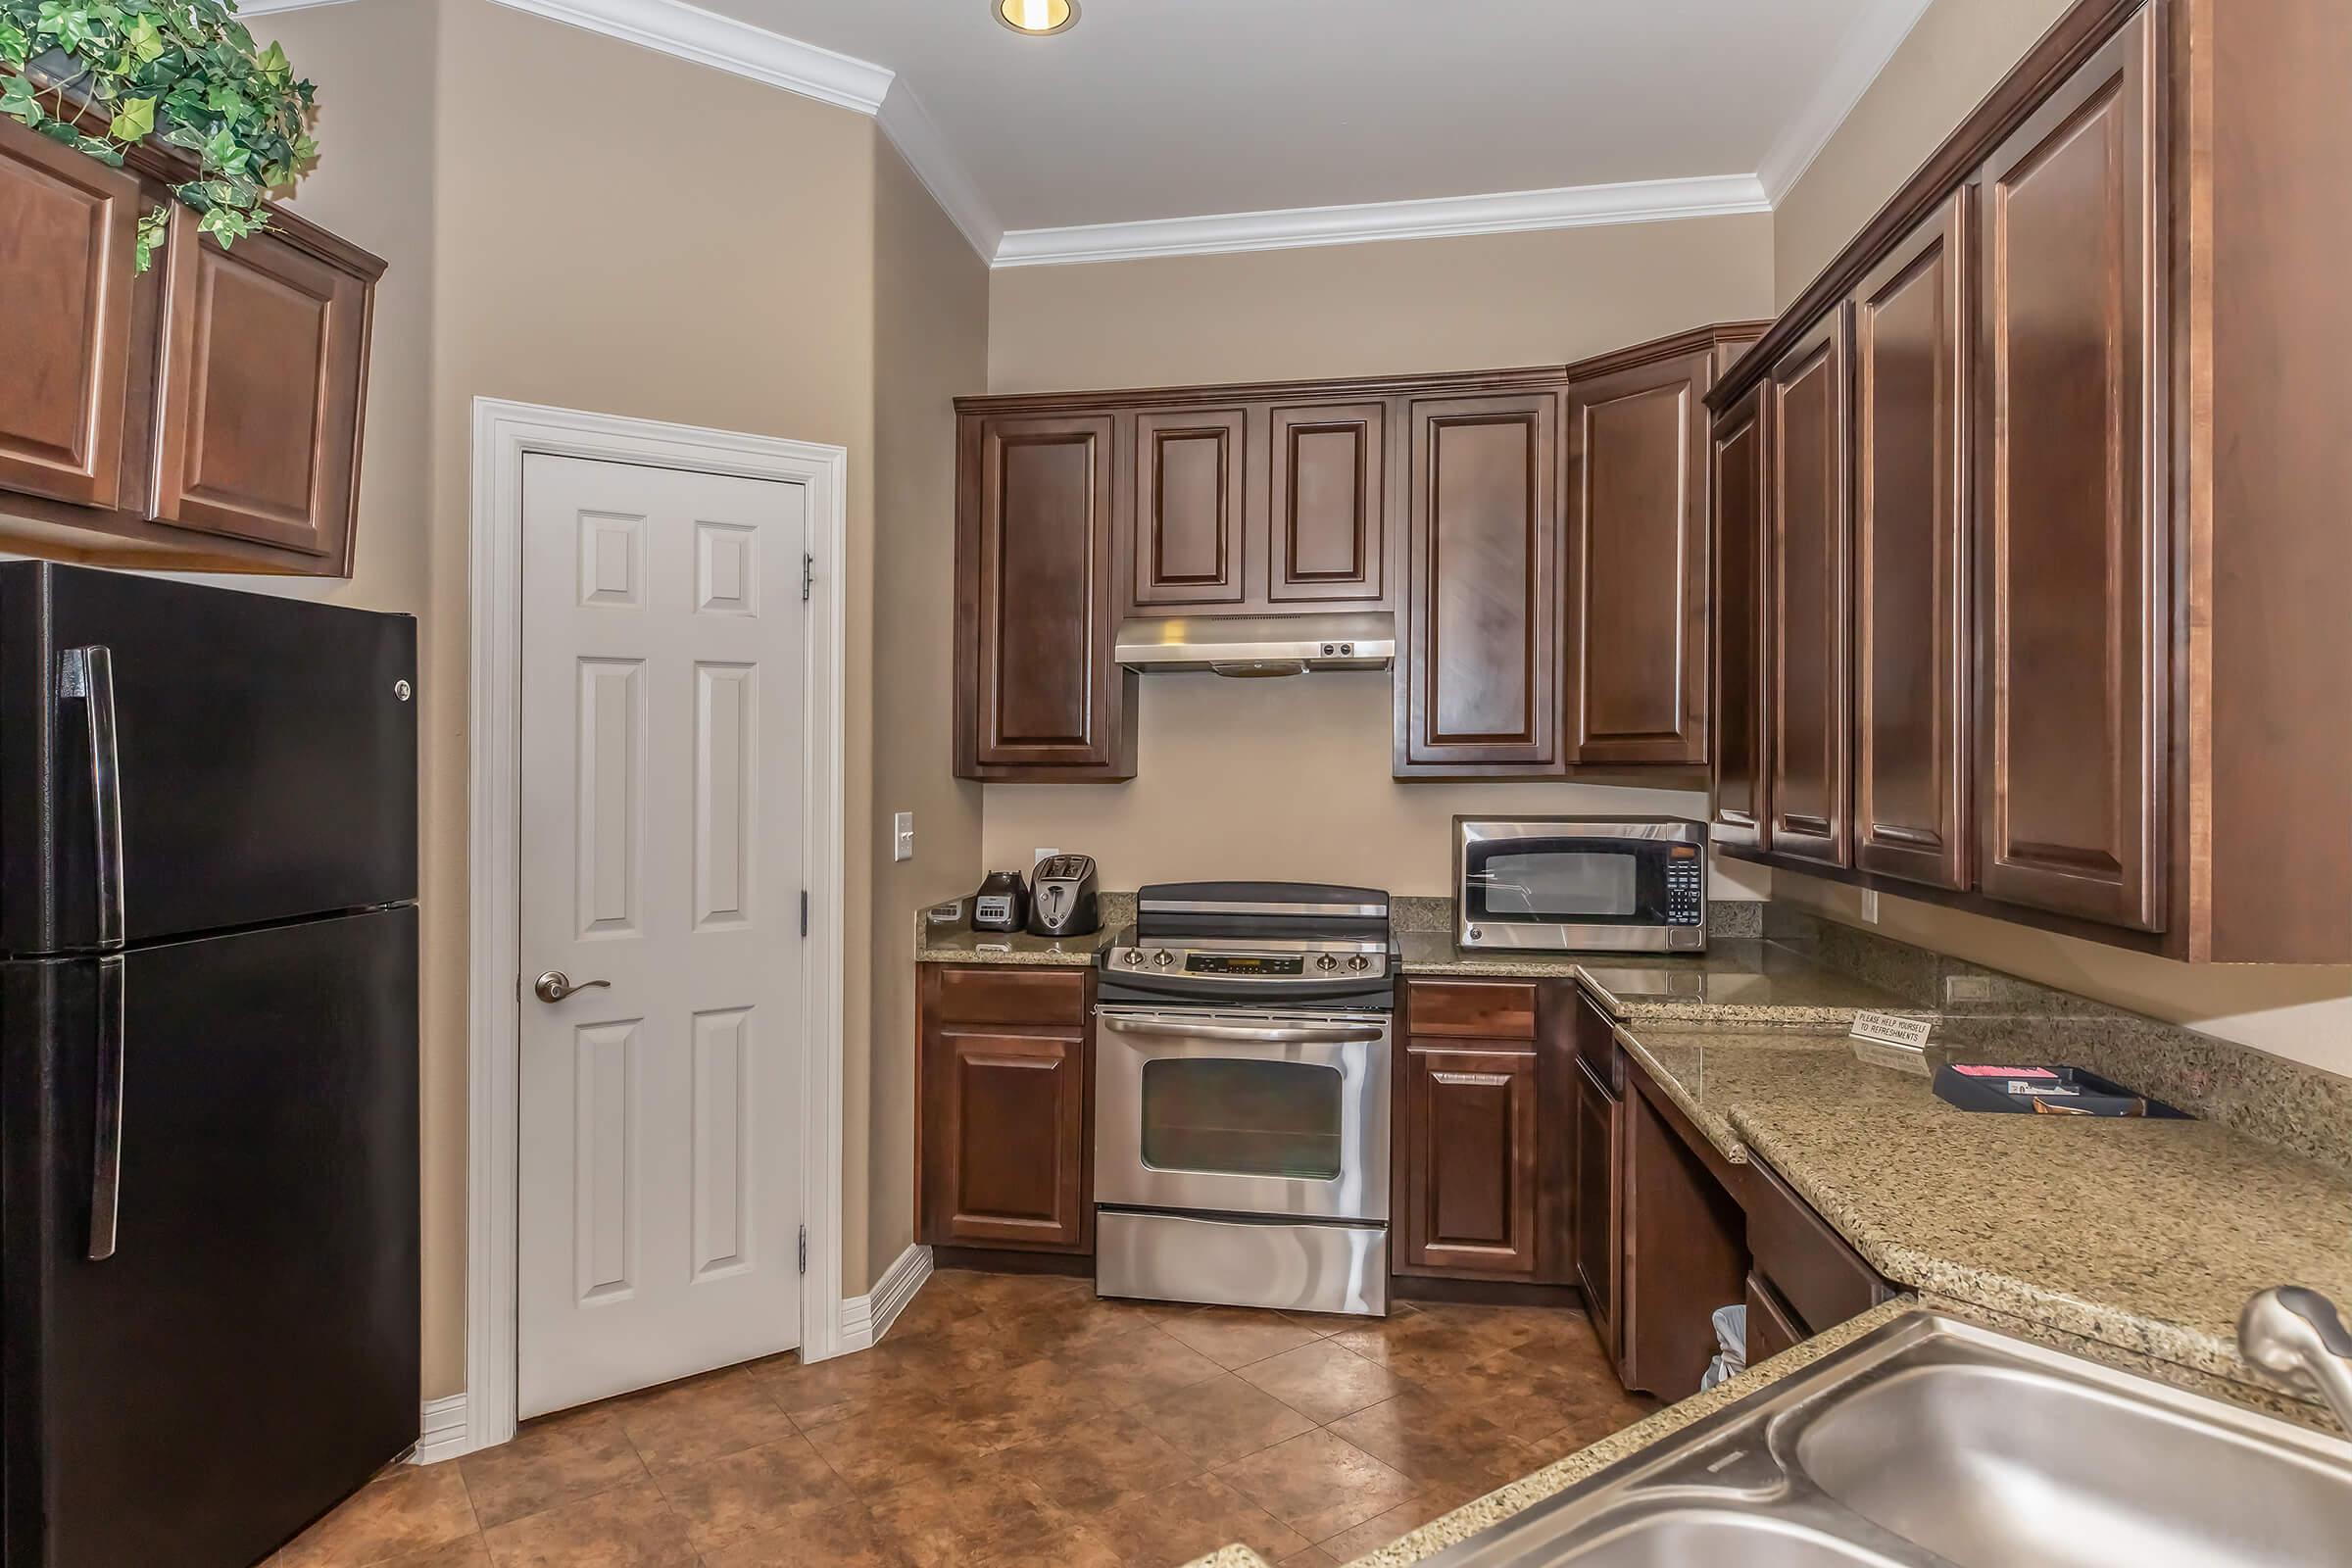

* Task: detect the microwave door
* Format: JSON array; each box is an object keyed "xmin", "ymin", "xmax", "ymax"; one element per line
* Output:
[{"xmin": 1464, "ymin": 840, "xmax": 1646, "ymax": 924}]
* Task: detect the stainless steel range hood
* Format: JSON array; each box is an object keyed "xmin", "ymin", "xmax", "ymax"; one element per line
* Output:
[{"xmin": 1113, "ymin": 612, "xmax": 1396, "ymax": 677}]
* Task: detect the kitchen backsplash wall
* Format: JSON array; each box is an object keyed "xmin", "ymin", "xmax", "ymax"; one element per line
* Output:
[{"xmin": 977, "ymin": 672, "xmax": 1771, "ymax": 898}]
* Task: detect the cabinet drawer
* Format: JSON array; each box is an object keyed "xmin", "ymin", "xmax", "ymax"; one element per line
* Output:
[
  {"xmin": 932, "ymin": 965, "xmax": 1089, "ymax": 1027},
  {"xmin": 1746, "ymin": 1156, "xmax": 1892, "ymax": 1335},
  {"xmin": 1744, "ymin": 1270, "xmax": 1804, "ymax": 1366},
  {"xmin": 1405, "ymin": 979, "xmax": 1538, "ymax": 1041}
]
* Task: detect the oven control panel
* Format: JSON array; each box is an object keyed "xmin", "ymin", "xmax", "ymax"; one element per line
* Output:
[{"xmin": 1106, "ymin": 946, "xmax": 1389, "ymax": 981}]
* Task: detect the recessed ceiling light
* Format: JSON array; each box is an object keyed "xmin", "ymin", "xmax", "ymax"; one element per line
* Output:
[{"xmin": 996, "ymin": 0, "xmax": 1078, "ymax": 36}]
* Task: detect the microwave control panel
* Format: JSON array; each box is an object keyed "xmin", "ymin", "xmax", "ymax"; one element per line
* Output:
[{"xmin": 1667, "ymin": 844, "xmax": 1704, "ymax": 925}]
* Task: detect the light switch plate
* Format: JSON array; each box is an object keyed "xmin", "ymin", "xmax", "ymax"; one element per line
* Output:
[{"xmin": 893, "ymin": 811, "xmax": 914, "ymax": 862}]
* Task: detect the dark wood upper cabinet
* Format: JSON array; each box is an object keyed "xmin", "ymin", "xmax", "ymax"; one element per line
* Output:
[
  {"xmin": 1765, "ymin": 312, "xmax": 1853, "ymax": 868},
  {"xmin": 917, "ymin": 965, "xmax": 1093, "ymax": 1254},
  {"xmin": 1131, "ymin": 407, "xmax": 1248, "ymax": 610},
  {"xmin": 1267, "ymin": 400, "xmax": 1386, "ymax": 607},
  {"xmin": 0, "ymin": 118, "xmax": 139, "ymax": 509},
  {"xmin": 1564, "ymin": 351, "xmax": 1705, "ymax": 765},
  {"xmin": 1398, "ymin": 1043, "xmax": 1541, "ymax": 1279},
  {"xmin": 957, "ymin": 412, "xmax": 1136, "ymax": 780},
  {"xmin": 0, "ymin": 112, "xmax": 382, "ymax": 575},
  {"xmin": 1397, "ymin": 388, "xmax": 1562, "ymax": 775},
  {"xmin": 1974, "ymin": 11, "xmax": 2164, "ymax": 932},
  {"xmin": 1852, "ymin": 192, "xmax": 1971, "ymax": 891},
  {"xmin": 153, "ymin": 215, "xmax": 369, "ymax": 561},
  {"xmin": 1709, "ymin": 384, "xmax": 1771, "ymax": 851}
]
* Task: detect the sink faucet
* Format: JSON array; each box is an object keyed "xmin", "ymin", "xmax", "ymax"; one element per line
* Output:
[{"xmin": 2239, "ymin": 1287, "xmax": 2352, "ymax": 1430}]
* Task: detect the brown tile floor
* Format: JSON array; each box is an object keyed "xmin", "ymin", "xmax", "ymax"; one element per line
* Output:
[{"xmin": 273, "ymin": 1271, "xmax": 1657, "ymax": 1568}]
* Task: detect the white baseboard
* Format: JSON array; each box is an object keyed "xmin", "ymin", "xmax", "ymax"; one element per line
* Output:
[
  {"xmin": 835, "ymin": 1244, "xmax": 933, "ymax": 1355},
  {"xmin": 412, "ymin": 1394, "xmax": 471, "ymax": 1465}
]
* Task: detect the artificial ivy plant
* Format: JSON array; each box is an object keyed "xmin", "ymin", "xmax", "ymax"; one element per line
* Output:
[{"xmin": 0, "ymin": 0, "xmax": 318, "ymax": 271}]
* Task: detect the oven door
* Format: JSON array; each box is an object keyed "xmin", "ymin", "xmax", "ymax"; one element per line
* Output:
[
  {"xmin": 1095, "ymin": 1007, "xmax": 1390, "ymax": 1224},
  {"xmin": 1456, "ymin": 823, "xmax": 1704, "ymax": 951}
]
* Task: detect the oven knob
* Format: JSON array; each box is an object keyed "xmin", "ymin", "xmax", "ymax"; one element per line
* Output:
[
  {"xmin": 1122, "ymin": 949, "xmax": 1144, "ymax": 967},
  {"xmin": 1316, "ymin": 954, "xmax": 1340, "ymax": 972},
  {"xmin": 1152, "ymin": 950, "xmax": 1175, "ymax": 969},
  {"xmin": 1348, "ymin": 954, "xmax": 1370, "ymax": 972}
]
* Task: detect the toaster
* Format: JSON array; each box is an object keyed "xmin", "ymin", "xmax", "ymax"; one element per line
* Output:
[{"xmin": 1027, "ymin": 855, "xmax": 1101, "ymax": 937}]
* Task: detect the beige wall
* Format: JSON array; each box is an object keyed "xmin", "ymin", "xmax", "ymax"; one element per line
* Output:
[
  {"xmin": 1768, "ymin": 0, "xmax": 2352, "ymax": 1075},
  {"xmin": 1772, "ymin": 0, "xmax": 2074, "ymax": 305},
  {"xmin": 865, "ymin": 140, "xmax": 988, "ymax": 1282},
  {"xmin": 982, "ymin": 674, "xmax": 1772, "ymax": 899},
  {"xmin": 990, "ymin": 214, "xmax": 1775, "ymax": 392},
  {"xmin": 981, "ymin": 215, "xmax": 1776, "ymax": 897}
]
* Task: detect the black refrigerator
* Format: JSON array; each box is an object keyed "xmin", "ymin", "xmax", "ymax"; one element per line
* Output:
[{"xmin": 0, "ymin": 564, "xmax": 420, "ymax": 1568}]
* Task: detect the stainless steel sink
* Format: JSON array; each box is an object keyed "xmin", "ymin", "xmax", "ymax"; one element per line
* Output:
[{"xmin": 1421, "ymin": 1312, "xmax": 2352, "ymax": 1568}]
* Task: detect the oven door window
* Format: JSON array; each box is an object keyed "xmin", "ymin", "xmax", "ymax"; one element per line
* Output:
[
  {"xmin": 1140, "ymin": 1057, "xmax": 1344, "ymax": 1181},
  {"xmin": 1464, "ymin": 838, "xmax": 1672, "ymax": 925}
]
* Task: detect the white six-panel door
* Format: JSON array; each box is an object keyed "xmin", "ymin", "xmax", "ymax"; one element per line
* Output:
[{"xmin": 516, "ymin": 453, "xmax": 807, "ymax": 1418}]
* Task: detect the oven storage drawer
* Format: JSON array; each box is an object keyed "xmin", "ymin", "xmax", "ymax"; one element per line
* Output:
[
  {"xmin": 1098, "ymin": 1209, "xmax": 1388, "ymax": 1316},
  {"xmin": 1095, "ymin": 1007, "xmax": 1391, "ymax": 1223}
]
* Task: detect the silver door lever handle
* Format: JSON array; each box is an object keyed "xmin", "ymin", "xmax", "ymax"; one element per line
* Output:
[{"xmin": 533, "ymin": 971, "xmax": 612, "ymax": 1004}]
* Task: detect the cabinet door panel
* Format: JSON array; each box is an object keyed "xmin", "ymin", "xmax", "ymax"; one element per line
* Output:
[
  {"xmin": 1572, "ymin": 1058, "xmax": 1621, "ymax": 1365},
  {"xmin": 1401, "ymin": 1044, "xmax": 1539, "ymax": 1277},
  {"xmin": 1567, "ymin": 355, "xmax": 1709, "ymax": 764},
  {"xmin": 1975, "ymin": 13, "xmax": 2165, "ymax": 931},
  {"xmin": 153, "ymin": 216, "xmax": 368, "ymax": 563},
  {"xmin": 1133, "ymin": 408, "xmax": 1247, "ymax": 609},
  {"xmin": 932, "ymin": 1026, "xmax": 1088, "ymax": 1250},
  {"xmin": 965, "ymin": 413, "xmax": 1128, "ymax": 774},
  {"xmin": 1709, "ymin": 387, "xmax": 1771, "ymax": 849},
  {"xmin": 1854, "ymin": 193, "xmax": 1971, "ymax": 890},
  {"xmin": 0, "ymin": 117, "xmax": 139, "ymax": 508},
  {"xmin": 1401, "ymin": 392, "xmax": 1561, "ymax": 773},
  {"xmin": 1269, "ymin": 402, "xmax": 1386, "ymax": 606},
  {"xmin": 1620, "ymin": 1078, "xmax": 1749, "ymax": 1399},
  {"xmin": 1767, "ymin": 313, "xmax": 1853, "ymax": 867}
]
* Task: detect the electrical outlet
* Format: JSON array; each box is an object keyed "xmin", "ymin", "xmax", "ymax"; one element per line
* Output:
[
  {"xmin": 892, "ymin": 811, "xmax": 914, "ymax": 862},
  {"xmin": 1033, "ymin": 846, "xmax": 1059, "ymax": 870},
  {"xmin": 1859, "ymin": 890, "xmax": 1881, "ymax": 925}
]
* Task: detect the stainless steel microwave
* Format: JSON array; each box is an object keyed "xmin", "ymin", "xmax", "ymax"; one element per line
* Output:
[{"xmin": 1453, "ymin": 817, "xmax": 1708, "ymax": 953}]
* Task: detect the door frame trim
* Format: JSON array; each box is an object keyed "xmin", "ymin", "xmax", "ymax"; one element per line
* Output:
[{"xmin": 466, "ymin": 397, "xmax": 849, "ymax": 1456}]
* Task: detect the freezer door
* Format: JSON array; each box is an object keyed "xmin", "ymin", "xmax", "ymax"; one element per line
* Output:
[
  {"xmin": 0, "ymin": 563, "xmax": 417, "ymax": 954},
  {"xmin": 0, "ymin": 908, "xmax": 420, "ymax": 1568}
]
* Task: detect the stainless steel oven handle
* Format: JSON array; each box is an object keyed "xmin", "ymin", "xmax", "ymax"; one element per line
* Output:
[{"xmin": 1099, "ymin": 1015, "xmax": 1386, "ymax": 1046}]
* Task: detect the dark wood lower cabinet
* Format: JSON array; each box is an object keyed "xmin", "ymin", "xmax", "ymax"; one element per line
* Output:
[
  {"xmin": 1572, "ymin": 1055, "xmax": 1623, "ymax": 1363},
  {"xmin": 1619, "ymin": 1072, "xmax": 1750, "ymax": 1399},
  {"xmin": 916, "ymin": 965, "xmax": 1094, "ymax": 1254},
  {"xmin": 1400, "ymin": 1044, "xmax": 1540, "ymax": 1278},
  {"xmin": 1744, "ymin": 1271, "xmax": 1804, "ymax": 1367}
]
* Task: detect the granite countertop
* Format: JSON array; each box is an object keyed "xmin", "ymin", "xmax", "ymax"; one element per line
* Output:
[
  {"xmin": 1611, "ymin": 1021, "xmax": 2352, "ymax": 1394},
  {"xmin": 912, "ymin": 922, "xmax": 1115, "ymax": 967},
  {"xmin": 1396, "ymin": 933, "xmax": 1925, "ymax": 1027},
  {"xmin": 1185, "ymin": 1300, "xmax": 1920, "ymax": 1568}
]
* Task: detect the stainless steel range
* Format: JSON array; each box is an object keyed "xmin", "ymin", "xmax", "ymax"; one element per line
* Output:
[{"xmin": 1095, "ymin": 883, "xmax": 1394, "ymax": 1317}]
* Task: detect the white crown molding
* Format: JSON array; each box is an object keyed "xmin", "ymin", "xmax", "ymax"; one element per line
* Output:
[
  {"xmin": 876, "ymin": 84, "xmax": 1004, "ymax": 260},
  {"xmin": 480, "ymin": 0, "xmax": 893, "ymax": 112},
  {"xmin": 992, "ymin": 173, "xmax": 1772, "ymax": 269},
  {"xmin": 1756, "ymin": 0, "xmax": 1936, "ymax": 205}
]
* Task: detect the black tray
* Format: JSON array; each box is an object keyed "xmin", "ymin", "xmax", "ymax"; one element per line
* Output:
[{"xmin": 1933, "ymin": 1063, "xmax": 2189, "ymax": 1118}]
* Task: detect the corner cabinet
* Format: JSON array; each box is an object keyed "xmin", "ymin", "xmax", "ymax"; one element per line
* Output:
[
  {"xmin": 1708, "ymin": 383, "xmax": 1771, "ymax": 851},
  {"xmin": 0, "ymin": 111, "xmax": 382, "ymax": 575},
  {"xmin": 1564, "ymin": 325, "xmax": 1763, "ymax": 766},
  {"xmin": 916, "ymin": 965, "xmax": 1095, "ymax": 1254},
  {"xmin": 1764, "ymin": 309, "xmax": 1853, "ymax": 870},
  {"xmin": 956, "ymin": 412, "xmax": 1136, "ymax": 780}
]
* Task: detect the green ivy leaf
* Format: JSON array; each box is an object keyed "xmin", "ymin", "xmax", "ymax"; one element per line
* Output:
[
  {"xmin": 0, "ymin": 71, "xmax": 41, "ymax": 123},
  {"xmin": 0, "ymin": 18, "xmax": 29, "ymax": 65},
  {"xmin": 106, "ymin": 91, "xmax": 150, "ymax": 138},
  {"xmin": 123, "ymin": 13, "xmax": 159, "ymax": 59}
]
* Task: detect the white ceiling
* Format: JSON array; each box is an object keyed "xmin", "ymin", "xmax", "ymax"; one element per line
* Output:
[{"xmin": 253, "ymin": 0, "xmax": 1935, "ymax": 263}]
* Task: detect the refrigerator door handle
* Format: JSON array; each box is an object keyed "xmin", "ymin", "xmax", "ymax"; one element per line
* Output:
[
  {"xmin": 61, "ymin": 645, "xmax": 127, "ymax": 950},
  {"xmin": 89, "ymin": 953, "xmax": 127, "ymax": 1260}
]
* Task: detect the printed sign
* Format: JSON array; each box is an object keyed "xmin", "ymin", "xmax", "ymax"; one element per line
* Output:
[{"xmin": 1849, "ymin": 1010, "xmax": 1934, "ymax": 1050}]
